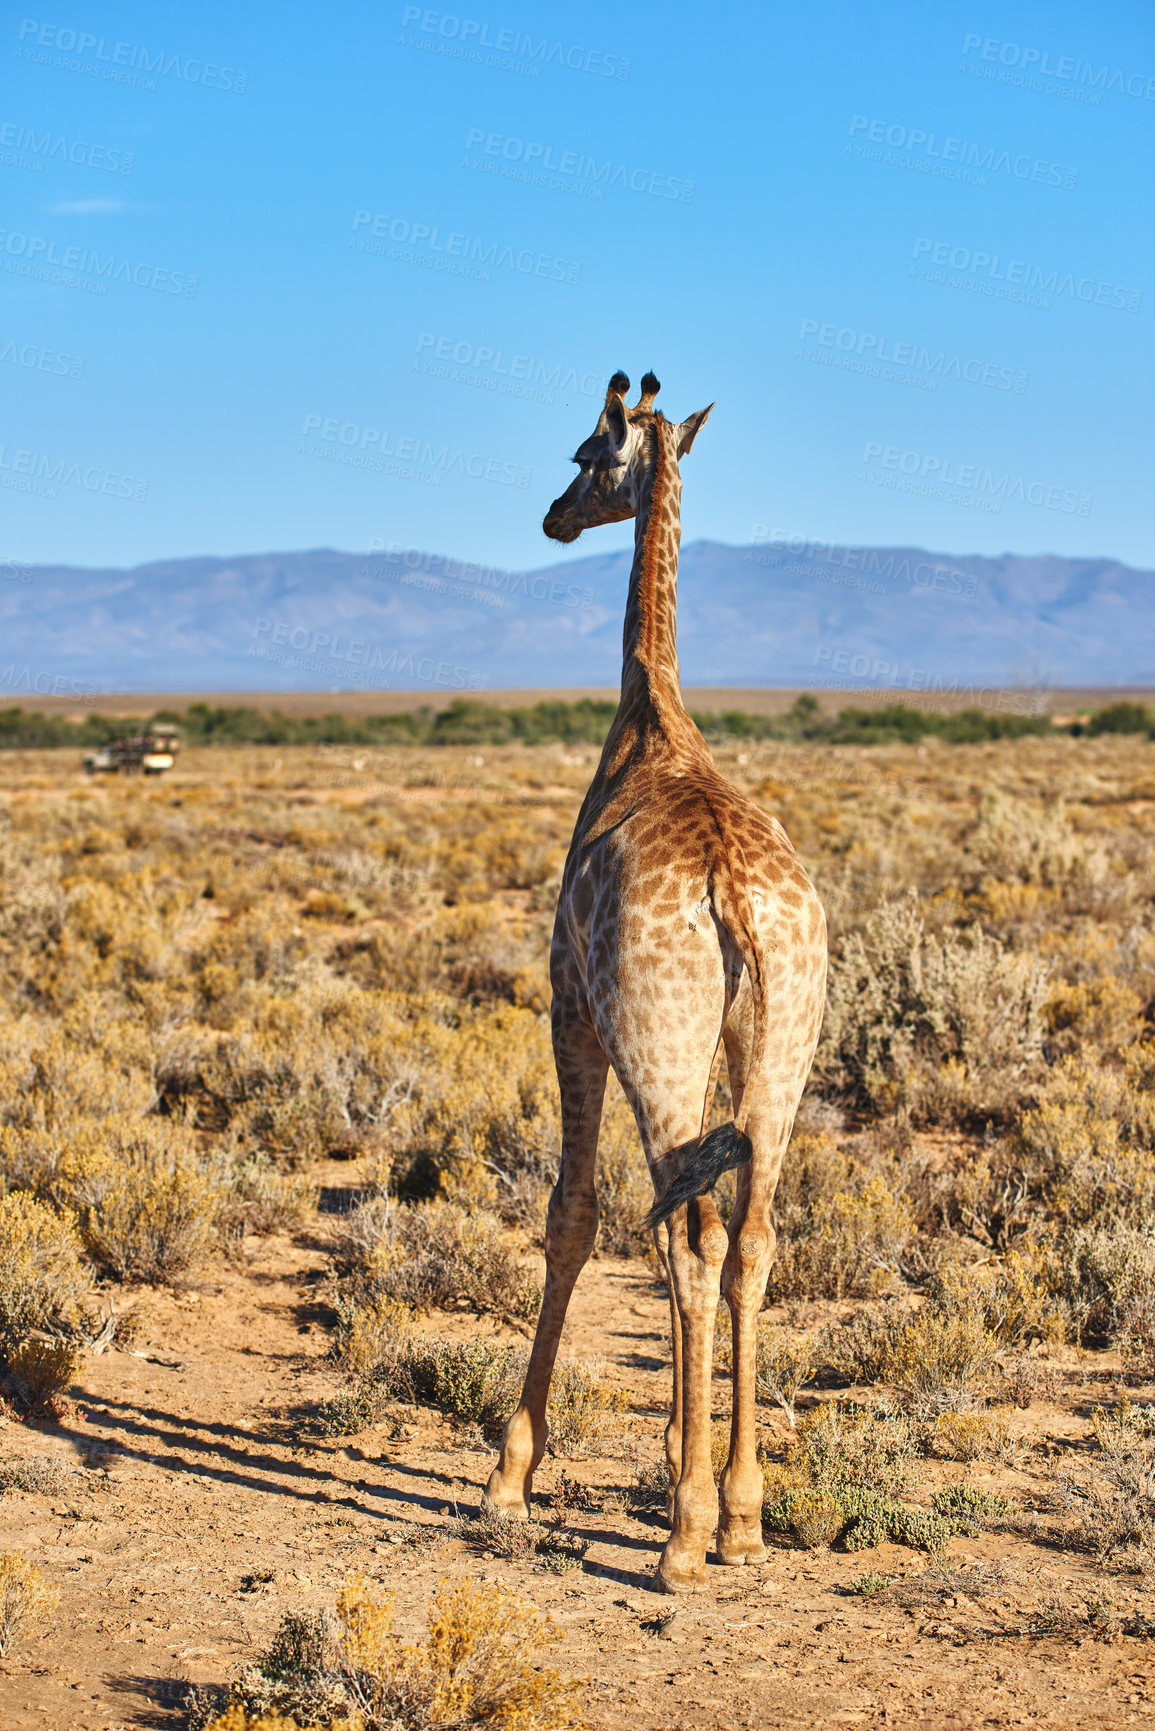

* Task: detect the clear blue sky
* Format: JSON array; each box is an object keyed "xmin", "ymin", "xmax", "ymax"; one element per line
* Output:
[{"xmin": 3, "ymin": 0, "xmax": 1153, "ymax": 573}]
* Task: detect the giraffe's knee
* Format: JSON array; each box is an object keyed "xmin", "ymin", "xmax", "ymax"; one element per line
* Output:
[
  {"xmin": 545, "ymin": 1181, "xmax": 599, "ymax": 1262},
  {"xmin": 723, "ymin": 1223, "xmax": 776, "ymax": 1301}
]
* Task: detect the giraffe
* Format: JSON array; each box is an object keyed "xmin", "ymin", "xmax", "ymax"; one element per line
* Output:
[{"xmin": 483, "ymin": 370, "xmax": 827, "ymax": 1592}]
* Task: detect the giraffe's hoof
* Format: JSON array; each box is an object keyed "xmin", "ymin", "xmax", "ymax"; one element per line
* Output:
[
  {"xmin": 654, "ymin": 1561, "xmax": 708, "ymax": 1594},
  {"xmin": 480, "ymin": 1472, "xmax": 531, "ymax": 1521},
  {"xmin": 656, "ymin": 1538, "xmax": 709, "ymax": 1593},
  {"xmin": 716, "ymin": 1525, "xmax": 768, "ymax": 1567}
]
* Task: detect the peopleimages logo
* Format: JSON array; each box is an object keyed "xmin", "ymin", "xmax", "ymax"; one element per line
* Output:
[
  {"xmin": 911, "ymin": 238, "xmax": 1141, "ymax": 312},
  {"xmin": 0, "ymin": 664, "xmax": 99, "ymax": 698},
  {"xmin": 415, "ymin": 333, "xmax": 602, "ymax": 404},
  {"xmin": 960, "ymin": 34, "xmax": 1155, "ymax": 101},
  {"xmin": 0, "ymin": 334, "xmax": 85, "ymax": 378},
  {"xmin": 810, "ymin": 646, "xmax": 1047, "ymax": 716},
  {"xmin": 747, "ymin": 529, "xmax": 978, "ymax": 599},
  {"xmin": 0, "ymin": 228, "xmax": 197, "ymax": 295},
  {"xmin": 366, "ymin": 540, "xmax": 594, "ymax": 612},
  {"xmin": 299, "ymin": 415, "xmax": 531, "ymax": 489},
  {"xmin": 847, "ymin": 115, "xmax": 1077, "ymax": 189},
  {"xmin": 250, "ymin": 619, "xmax": 481, "ymax": 691},
  {"xmin": 0, "ymin": 441, "xmax": 148, "ymax": 502},
  {"xmin": 797, "ymin": 319, "xmax": 1028, "ymax": 393},
  {"xmin": 463, "ymin": 129, "xmax": 694, "ymax": 202},
  {"xmin": 0, "ymin": 119, "xmax": 134, "ymax": 173},
  {"xmin": 15, "ymin": 19, "xmax": 247, "ymax": 91},
  {"xmin": 861, "ymin": 441, "xmax": 1092, "ymax": 516},
  {"xmin": 350, "ymin": 209, "xmax": 581, "ymax": 285},
  {"xmin": 399, "ymin": 7, "xmax": 630, "ymax": 79}
]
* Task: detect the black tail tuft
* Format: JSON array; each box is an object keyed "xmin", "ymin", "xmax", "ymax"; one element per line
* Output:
[{"xmin": 644, "ymin": 1123, "xmax": 753, "ymax": 1231}]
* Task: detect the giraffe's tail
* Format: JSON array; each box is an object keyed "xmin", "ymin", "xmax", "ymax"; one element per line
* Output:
[{"xmin": 643, "ymin": 1122, "xmax": 752, "ymax": 1230}]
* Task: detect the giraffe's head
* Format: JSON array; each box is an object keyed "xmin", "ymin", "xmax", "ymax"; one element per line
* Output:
[{"xmin": 542, "ymin": 371, "xmax": 712, "ymax": 544}]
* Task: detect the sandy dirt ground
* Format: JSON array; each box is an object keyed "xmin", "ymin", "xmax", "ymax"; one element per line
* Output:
[{"xmin": 3, "ymin": 1157, "xmax": 1155, "ymax": 1731}]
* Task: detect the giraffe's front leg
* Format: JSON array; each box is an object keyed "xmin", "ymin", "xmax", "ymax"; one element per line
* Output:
[
  {"xmin": 483, "ymin": 1007, "xmax": 606, "ymax": 1518},
  {"xmin": 718, "ymin": 1168, "xmax": 775, "ymax": 1566},
  {"xmin": 657, "ymin": 1196, "xmax": 728, "ymax": 1593}
]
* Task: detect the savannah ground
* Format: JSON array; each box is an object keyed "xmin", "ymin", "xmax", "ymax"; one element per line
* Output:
[{"xmin": 4, "ymin": 732, "xmax": 1155, "ymax": 1728}]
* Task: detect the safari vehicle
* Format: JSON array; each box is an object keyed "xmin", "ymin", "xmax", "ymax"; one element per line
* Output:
[{"xmin": 84, "ymin": 724, "xmax": 181, "ymax": 776}]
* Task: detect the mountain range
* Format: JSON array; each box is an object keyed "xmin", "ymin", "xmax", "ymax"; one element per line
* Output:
[{"xmin": 2, "ymin": 540, "xmax": 1152, "ymax": 697}]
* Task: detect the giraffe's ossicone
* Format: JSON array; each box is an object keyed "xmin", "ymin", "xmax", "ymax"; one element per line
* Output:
[{"xmin": 483, "ymin": 370, "xmax": 828, "ymax": 1593}]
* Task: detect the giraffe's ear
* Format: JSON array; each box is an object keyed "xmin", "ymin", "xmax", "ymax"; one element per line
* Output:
[
  {"xmin": 677, "ymin": 404, "xmax": 713, "ymax": 457},
  {"xmin": 605, "ymin": 391, "xmax": 629, "ymax": 450}
]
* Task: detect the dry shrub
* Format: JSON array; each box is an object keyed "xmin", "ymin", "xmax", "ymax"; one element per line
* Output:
[
  {"xmin": 456, "ymin": 1508, "xmax": 588, "ymax": 1574},
  {"xmin": 161, "ymin": 1005, "xmax": 400, "ymax": 1164},
  {"xmin": 1055, "ymin": 1402, "xmax": 1155, "ymax": 1569},
  {"xmin": 753, "ymin": 1327, "xmax": 815, "ymax": 1427},
  {"xmin": 333, "ymin": 902, "xmax": 542, "ymax": 1001},
  {"xmin": 717, "ymin": 1322, "xmax": 814, "ymax": 1426},
  {"xmin": 930, "ymin": 1409, "xmax": 1022, "ymax": 1463},
  {"xmin": 945, "ymin": 1050, "xmax": 1155, "ymax": 1253},
  {"xmin": 862, "ymin": 1295, "xmax": 996, "ymax": 1417},
  {"xmin": 1015, "ymin": 1100, "xmax": 1155, "ymax": 1231},
  {"xmin": 769, "ymin": 1134, "xmax": 914, "ymax": 1300},
  {"xmin": 0, "ymin": 1550, "xmax": 59, "ymax": 1658},
  {"xmin": 55, "ymin": 1115, "xmax": 223, "ymax": 1282},
  {"xmin": 0, "ymin": 1455, "xmax": 69, "ymax": 1494},
  {"xmin": 1043, "ymin": 975, "xmax": 1144, "ymax": 1055},
  {"xmin": 8, "ymin": 1338, "xmax": 77, "ymax": 1406},
  {"xmin": 332, "ymin": 1296, "xmax": 411, "ymax": 1379},
  {"xmin": 218, "ymin": 1153, "xmax": 317, "ymax": 1240},
  {"xmin": 790, "ymin": 1490, "xmax": 844, "ymax": 1549},
  {"xmin": 966, "ymin": 789, "xmax": 1111, "ymax": 893},
  {"xmin": 817, "ymin": 894, "xmax": 1049, "ymax": 1126},
  {"xmin": 1060, "ymin": 1225, "xmax": 1155, "ymax": 1377},
  {"xmin": 203, "ymin": 1571, "xmax": 583, "ymax": 1731},
  {"xmin": 760, "ymin": 1404, "xmax": 957, "ymax": 1554},
  {"xmin": 377, "ymin": 1005, "xmax": 560, "ymax": 1222},
  {"xmin": 0, "ymin": 1192, "xmax": 90, "ymax": 1346},
  {"xmin": 545, "ymin": 1357, "xmax": 628, "ymax": 1457},
  {"xmin": 332, "ymin": 1195, "xmax": 540, "ymax": 1323},
  {"xmin": 315, "ymin": 1376, "xmax": 397, "ymax": 1439},
  {"xmin": 323, "ymin": 1317, "xmax": 621, "ymax": 1459},
  {"xmin": 973, "ymin": 1246, "xmax": 1066, "ymax": 1344},
  {"xmin": 626, "ymin": 1460, "xmax": 668, "ymax": 1511},
  {"xmin": 820, "ymin": 1257, "xmax": 1057, "ymax": 1412},
  {"xmin": 785, "ymin": 1401, "xmax": 919, "ymax": 1498},
  {"xmin": 369, "ymin": 1338, "xmax": 526, "ymax": 1437},
  {"xmin": 929, "ymin": 1483, "xmax": 1012, "ymax": 1532}
]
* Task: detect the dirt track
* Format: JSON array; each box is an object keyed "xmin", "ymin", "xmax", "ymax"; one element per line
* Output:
[{"xmin": 3, "ymin": 1156, "xmax": 1154, "ymax": 1730}]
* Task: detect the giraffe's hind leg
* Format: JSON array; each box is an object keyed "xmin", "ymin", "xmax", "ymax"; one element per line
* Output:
[
  {"xmin": 717, "ymin": 1149, "xmax": 775, "ymax": 1566},
  {"xmin": 482, "ymin": 1004, "xmax": 607, "ymax": 1518},
  {"xmin": 652, "ymin": 1221, "xmax": 684, "ymax": 1524},
  {"xmin": 656, "ymin": 1183, "xmax": 729, "ymax": 1592},
  {"xmin": 717, "ymin": 1010, "xmax": 819, "ymax": 1565}
]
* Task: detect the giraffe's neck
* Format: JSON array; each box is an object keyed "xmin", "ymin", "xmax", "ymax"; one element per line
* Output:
[{"xmin": 617, "ymin": 416, "xmax": 697, "ymax": 744}]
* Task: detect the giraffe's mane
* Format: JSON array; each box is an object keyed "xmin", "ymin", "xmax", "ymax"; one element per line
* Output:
[{"xmin": 635, "ymin": 416, "xmax": 669, "ymax": 669}]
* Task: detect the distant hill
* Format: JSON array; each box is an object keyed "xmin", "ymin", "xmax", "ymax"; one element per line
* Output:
[{"xmin": 2, "ymin": 541, "xmax": 1153, "ymax": 695}]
